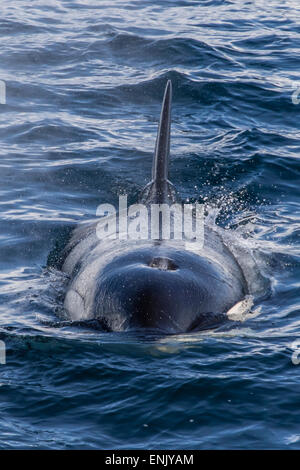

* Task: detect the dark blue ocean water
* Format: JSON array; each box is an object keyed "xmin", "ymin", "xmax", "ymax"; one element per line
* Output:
[{"xmin": 0, "ymin": 0, "xmax": 299, "ymax": 449}]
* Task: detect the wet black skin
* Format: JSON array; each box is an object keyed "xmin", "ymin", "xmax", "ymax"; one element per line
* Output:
[{"xmin": 93, "ymin": 246, "xmax": 244, "ymax": 333}]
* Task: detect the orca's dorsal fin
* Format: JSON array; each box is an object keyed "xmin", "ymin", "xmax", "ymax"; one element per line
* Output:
[{"xmin": 141, "ymin": 80, "xmax": 176, "ymax": 205}]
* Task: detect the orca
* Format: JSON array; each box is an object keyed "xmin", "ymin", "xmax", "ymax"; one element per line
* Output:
[{"xmin": 60, "ymin": 80, "xmax": 248, "ymax": 333}]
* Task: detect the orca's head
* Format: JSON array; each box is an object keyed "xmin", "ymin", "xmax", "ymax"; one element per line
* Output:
[{"xmin": 93, "ymin": 246, "xmax": 237, "ymax": 333}]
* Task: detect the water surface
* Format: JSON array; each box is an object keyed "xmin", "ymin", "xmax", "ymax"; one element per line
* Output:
[{"xmin": 0, "ymin": 0, "xmax": 299, "ymax": 449}]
